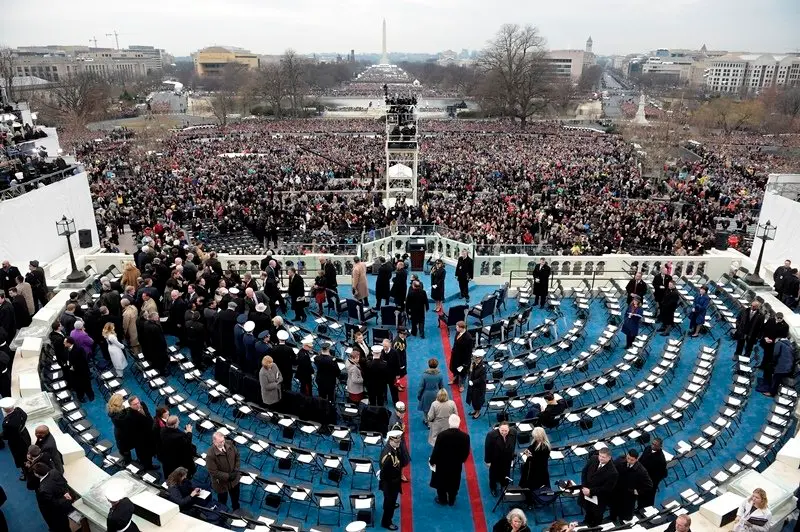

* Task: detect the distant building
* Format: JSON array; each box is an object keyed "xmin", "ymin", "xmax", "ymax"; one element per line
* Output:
[
  {"xmin": 192, "ymin": 46, "xmax": 260, "ymax": 76},
  {"xmin": 705, "ymin": 53, "xmax": 800, "ymax": 93},
  {"xmin": 545, "ymin": 45, "xmax": 595, "ymax": 82}
]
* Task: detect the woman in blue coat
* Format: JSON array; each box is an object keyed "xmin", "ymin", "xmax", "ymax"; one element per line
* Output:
[
  {"xmin": 621, "ymin": 297, "xmax": 643, "ymax": 348},
  {"xmin": 689, "ymin": 285, "xmax": 710, "ymax": 337},
  {"xmin": 417, "ymin": 358, "xmax": 444, "ymax": 425}
]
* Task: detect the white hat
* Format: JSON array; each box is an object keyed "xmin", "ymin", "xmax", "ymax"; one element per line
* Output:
[
  {"xmin": 387, "ymin": 430, "xmax": 403, "ymax": 439},
  {"xmin": 371, "ymin": 345, "xmax": 383, "ymax": 354},
  {"xmin": 0, "ymin": 397, "xmax": 16, "ymax": 409},
  {"xmin": 243, "ymin": 321, "xmax": 255, "ymax": 333},
  {"xmin": 301, "ymin": 337, "xmax": 314, "ymax": 346},
  {"xmin": 395, "ymin": 401, "xmax": 406, "ymax": 411},
  {"xmin": 105, "ymin": 482, "xmax": 126, "ymax": 502},
  {"xmin": 173, "ymin": 239, "xmax": 180, "ymax": 246},
  {"xmin": 277, "ymin": 330, "xmax": 289, "ymax": 341},
  {"xmin": 255, "ymin": 303, "xmax": 267, "ymax": 312},
  {"xmin": 229, "ymin": 287, "xmax": 240, "ymax": 295}
]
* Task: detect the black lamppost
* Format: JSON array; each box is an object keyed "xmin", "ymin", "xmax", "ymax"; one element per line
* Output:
[
  {"xmin": 744, "ymin": 220, "xmax": 777, "ymax": 286},
  {"xmin": 56, "ymin": 215, "xmax": 87, "ymax": 282}
]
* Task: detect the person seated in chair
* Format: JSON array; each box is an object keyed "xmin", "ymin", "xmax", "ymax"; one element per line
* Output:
[{"xmin": 524, "ymin": 392, "xmax": 565, "ymax": 428}]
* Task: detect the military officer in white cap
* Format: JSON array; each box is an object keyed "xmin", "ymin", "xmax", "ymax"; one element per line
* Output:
[
  {"xmin": 271, "ymin": 329, "xmax": 295, "ymax": 392},
  {"xmin": 296, "ymin": 337, "xmax": 315, "ymax": 396},
  {"xmin": 105, "ymin": 482, "xmax": 140, "ymax": 532},
  {"xmin": 379, "ymin": 430, "xmax": 404, "ymax": 530},
  {"xmin": 1, "ymin": 396, "xmax": 31, "ymax": 479}
]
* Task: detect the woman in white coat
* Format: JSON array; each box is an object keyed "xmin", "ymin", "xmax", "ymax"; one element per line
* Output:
[
  {"xmin": 732, "ymin": 488, "xmax": 772, "ymax": 532},
  {"xmin": 103, "ymin": 322, "xmax": 128, "ymax": 377}
]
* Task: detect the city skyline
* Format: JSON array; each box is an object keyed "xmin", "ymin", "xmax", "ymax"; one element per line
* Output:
[{"xmin": 2, "ymin": 0, "xmax": 798, "ymax": 58}]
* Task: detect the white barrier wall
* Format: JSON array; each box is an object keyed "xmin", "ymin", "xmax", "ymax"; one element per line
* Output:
[
  {"xmin": 0, "ymin": 172, "xmax": 98, "ymax": 265},
  {"xmin": 751, "ymin": 190, "xmax": 800, "ymax": 268}
]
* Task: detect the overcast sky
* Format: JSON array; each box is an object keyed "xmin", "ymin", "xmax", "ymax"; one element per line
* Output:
[{"xmin": 2, "ymin": 0, "xmax": 798, "ymax": 57}]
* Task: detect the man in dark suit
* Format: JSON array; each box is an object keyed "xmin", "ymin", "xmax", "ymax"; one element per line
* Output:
[
  {"xmin": 376, "ymin": 257, "xmax": 394, "ymax": 310},
  {"xmin": 366, "ymin": 345, "xmax": 391, "ymax": 406},
  {"xmin": 264, "ymin": 259, "xmax": 286, "ymax": 314},
  {"xmin": 49, "ymin": 321, "xmax": 67, "ymax": 366},
  {"xmin": 484, "ymin": 422, "xmax": 517, "ymax": 496},
  {"xmin": 406, "ymin": 280, "xmax": 429, "ymax": 338},
  {"xmin": 609, "ymin": 449, "xmax": 653, "ymax": 522},
  {"xmin": 658, "ymin": 281, "xmax": 680, "ymax": 337},
  {"xmin": 579, "ymin": 447, "xmax": 619, "ymax": 526},
  {"xmin": 216, "ymin": 302, "xmax": 239, "ymax": 357},
  {"xmin": 64, "ymin": 337, "xmax": 94, "ymax": 402},
  {"xmin": 138, "ymin": 313, "xmax": 168, "ymax": 375},
  {"xmin": 429, "ymin": 414, "xmax": 471, "ymax": 506},
  {"xmin": 735, "ymin": 300, "xmax": 765, "ymax": 358},
  {"xmin": 379, "ymin": 431, "xmax": 403, "ymax": 530},
  {"xmin": 455, "ymin": 249, "xmax": 474, "ymax": 301},
  {"xmin": 449, "ymin": 321, "xmax": 472, "ymax": 391},
  {"xmin": 287, "ymin": 267, "xmax": 307, "ymax": 321},
  {"xmin": 159, "ymin": 415, "xmax": 196, "ymax": 479},
  {"xmin": 773, "ymin": 259, "xmax": 792, "ymax": 299},
  {"xmin": 314, "ymin": 343, "xmax": 339, "ymax": 402},
  {"xmin": 34, "ymin": 425, "xmax": 64, "ymax": 473},
  {"xmin": 0, "ymin": 261, "xmax": 21, "ymax": 295},
  {"xmin": 0, "ymin": 291, "xmax": 16, "ymax": 340},
  {"xmin": 532, "ymin": 258, "xmax": 551, "ymax": 308},
  {"xmin": 33, "ymin": 462, "xmax": 73, "ymax": 532},
  {"xmin": 322, "ymin": 258, "xmax": 338, "ymax": 291},
  {"xmin": 390, "ymin": 261, "xmax": 407, "ymax": 311},
  {"xmin": 164, "ymin": 289, "xmax": 188, "ymax": 339},
  {"xmin": 652, "ymin": 266, "xmax": 672, "ymax": 311},
  {"xmin": 533, "ymin": 392, "xmax": 566, "ymax": 428},
  {"xmin": 626, "ymin": 272, "xmax": 648, "ymax": 304},
  {"xmin": 637, "ymin": 438, "xmax": 667, "ymax": 509}
]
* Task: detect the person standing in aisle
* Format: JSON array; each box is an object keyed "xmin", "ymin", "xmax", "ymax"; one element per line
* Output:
[
  {"xmin": 379, "ymin": 431, "xmax": 403, "ymax": 530},
  {"xmin": 455, "ymin": 249, "xmax": 473, "ymax": 302}
]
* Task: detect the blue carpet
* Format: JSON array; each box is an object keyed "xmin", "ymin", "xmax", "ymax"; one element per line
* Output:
[{"xmin": 0, "ymin": 267, "xmax": 783, "ymax": 531}]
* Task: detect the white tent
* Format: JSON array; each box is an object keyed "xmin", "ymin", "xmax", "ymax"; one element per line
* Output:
[{"xmin": 387, "ymin": 164, "xmax": 412, "ymax": 178}]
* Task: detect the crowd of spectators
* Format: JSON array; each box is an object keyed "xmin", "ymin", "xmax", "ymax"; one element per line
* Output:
[{"xmin": 77, "ymin": 118, "xmax": 795, "ymax": 257}]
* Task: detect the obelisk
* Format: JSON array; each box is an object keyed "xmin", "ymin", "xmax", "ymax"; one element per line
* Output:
[
  {"xmin": 632, "ymin": 93, "xmax": 649, "ymax": 125},
  {"xmin": 381, "ymin": 18, "xmax": 389, "ymax": 65}
]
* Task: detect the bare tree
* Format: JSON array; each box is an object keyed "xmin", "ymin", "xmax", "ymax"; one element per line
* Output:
[
  {"xmin": 257, "ymin": 63, "xmax": 287, "ymax": 117},
  {"xmin": 280, "ymin": 49, "xmax": 306, "ymax": 116},
  {"xmin": 477, "ymin": 24, "xmax": 549, "ymax": 127},
  {"xmin": 37, "ymin": 71, "xmax": 111, "ymax": 128},
  {"xmin": 0, "ymin": 47, "xmax": 17, "ymax": 103},
  {"xmin": 692, "ymin": 97, "xmax": 765, "ymax": 134},
  {"xmin": 209, "ymin": 63, "xmax": 250, "ymax": 127}
]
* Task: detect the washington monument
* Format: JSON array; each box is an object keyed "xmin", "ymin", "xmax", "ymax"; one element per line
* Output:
[{"xmin": 381, "ymin": 18, "xmax": 389, "ymax": 65}]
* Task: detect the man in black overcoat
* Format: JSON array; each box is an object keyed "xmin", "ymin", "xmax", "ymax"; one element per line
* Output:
[
  {"xmin": 625, "ymin": 272, "xmax": 648, "ymax": 304},
  {"xmin": 429, "ymin": 414, "xmax": 470, "ymax": 506},
  {"xmin": 609, "ymin": 449, "xmax": 653, "ymax": 522},
  {"xmin": 375, "ymin": 257, "xmax": 394, "ymax": 310},
  {"xmin": 637, "ymin": 438, "xmax": 667, "ymax": 509},
  {"xmin": 390, "ymin": 261, "xmax": 407, "ymax": 311},
  {"xmin": 449, "ymin": 321, "xmax": 472, "ymax": 390},
  {"xmin": 532, "ymin": 258, "xmax": 551, "ymax": 308},
  {"xmin": 579, "ymin": 448, "xmax": 619, "ymax": 526},
  {"xmin": 734, "ymin": 300, "xmax": 765, "ymax": 358},
  {"xmin": 484, "ymin": 422, "xmax": 516, "ymax": 496},
  {"xmin": 455, "ymin": 249, "xmax": 473, "ymax": 301},
  {"xmin": 1, "ymin": 398, "xmax": 32, "ymax": 478}
]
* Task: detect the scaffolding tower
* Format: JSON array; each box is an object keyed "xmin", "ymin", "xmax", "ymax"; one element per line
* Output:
[{"xmin": 384, "ymin": 94, "xmax": 419, "ymax": 207}]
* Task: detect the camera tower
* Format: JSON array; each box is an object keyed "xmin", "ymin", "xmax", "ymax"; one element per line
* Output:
[{"xmin": 384, "ymin": 90, "xmax": 419, "ymax": 207}]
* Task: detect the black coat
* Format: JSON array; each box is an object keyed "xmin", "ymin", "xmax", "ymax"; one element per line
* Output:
[
  {"xmin": 366, "ymin": 358, "xmax": 392, "ymax": 392},
  {"xmin": 314, "ymin": 354, "xmax": 340, "ymax": 389},
  {"xmin": 295, "ymin": 350, "xmax": 314, "ymax": 384},
  {"xmin": 2, "ymin": 406, "xmax": 31, "ymax": 468},
  {"xmin": 107, "ymin": 498, "xmax": 140, "ymax": 532},
  {"xmin": 659, "ymin": 289, "xmax": 679, "ymax": 325},
  {"xmin": 109, "ymin": 409, "xmax": 132, "ymax": 452},
  {"xmin": 492, "ymin": 518, "xmax": 531, "ymax": 532},
  {"xmin": 430, "ymin": 266, "xmax": 446, "ymax": 301},
  {"xmin": 736, "ymin": 308, "xmax": 765, "ymax": 341},
  {"xmin": 449, "ymin": 331, "xmax": 473, "ymax": 375},
  {"xmin": 520, "ymin": 445, "xmax": 550, "ymax": 490},
  {"xmin": 127, "ymin": 404, "xmax": 155, "ymax": 455},
  {"xmin": 652, "ymin": 273, "xmax": 672, "ymax": 303},
  {"xmin": 138, "ymin": 320, "xmax": 168, "ymax": 372},
  {"xmin": 466, "ymin": 361, "xmax": 487, "ymax": 411},
  {"xmin": 625, "ymin": 279, "xmax": 648, "ymax": 304},
  {"xmin": 484, "ymin": 429, "xmax": 517, "ymax": 476},
  {"xmin": 580, "ymin": 456, "xmax": 619, "ymax": 506},
  {"xmin": 159, "ymin": 426, "xmax": 196, "ymax": 478},
  {"xmin": 429, "ymin": 428, "xmax": 470, "ymax": 491},
  {"xmin": 376, "ymin": 262, "xmax": 393, "ymax": 299},
  {"xmin": 271, "ymin": 344, "xmax": 295, "ymax": 386},
  {"xmin": 36, "ymin": 433, "xmax": 64, "ymax": 473},
  {"xmin": 537, "ymin": 401, "xmax": 566, "ymax": 429},
  {"xmin": 406, "ymin": 287, "xmax": 429, "ymax": 319},
  {"xmin": 774, "ymin": 265, "xmax": 792, "ymax": 292},
  {"xmin": 0, "ymin": 266, "xmax": 21, "ymax": 294},
  {"xmin": 323, "ymin": 262, "xmax": 338, "ymax": 289},
  {"xmin": 532, "ymin": 263, "xmax": 551, "ymax": 296},
  {"xmin": 49, "ymin": 331, "xmax": 68, "ymax": 365},
  {"xmin": 288, "ymin": 274, "xmax": 305, "ymax": 304},
  {"xmin": 216, "ymin": 309, "xmax": 239, "ymax": 355},
  {"xmin": 613, "ymin": 457, "xmax": 653, "ymax": 495},
  {"xmin": 638, "ymin": 445, "xmax": 668, "ymax": 485},
  {"xmin": 0, "ymin": 300, "xmax": 16, "ymax": 339},
  {"xmin": 378, "ymin": 444, "xmax": 402, "ymax": 493},
  {"xmin": 391, "ymin": 269, "xmax": 407, "ymax": 303},
  {"xmin": 66, "ymin": 345, "xmax": 92, "ymax": 395},
  {"xmin": 762, "ymin": 317, "xmax": 790, "ymax": 345},
  {"xmin": 455, "ymin": 256, "xmax": 473, "ymax": 281},
  {"xmin": 36, "ymin": 470, "xmax": 73, "ymax": 532}
]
